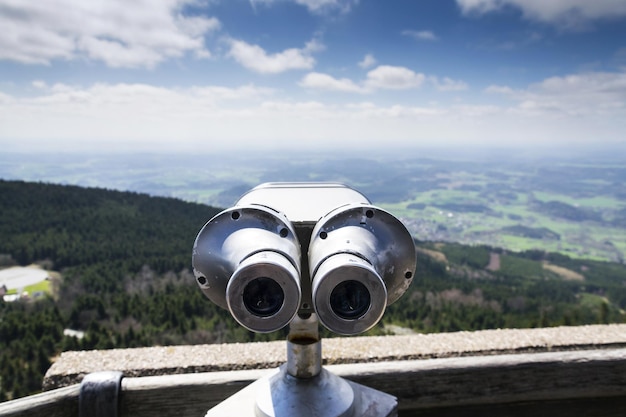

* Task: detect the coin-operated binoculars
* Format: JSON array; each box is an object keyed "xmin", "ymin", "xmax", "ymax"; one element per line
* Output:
[{"xmin": 192, "ymin": 183, "xmax": 416, "ymax": 417}]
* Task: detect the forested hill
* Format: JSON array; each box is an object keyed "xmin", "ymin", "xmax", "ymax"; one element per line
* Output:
[
  {"xmin": 0, "ymin": 179, "xmax": 219, "ymax": 272},
  {"xmin": 0, "ymin": 179, "xmax": 222, "ymax": 400},
  {"xmin": 1, "ymin": 180, "xmax": 626, "ymax": 402}
]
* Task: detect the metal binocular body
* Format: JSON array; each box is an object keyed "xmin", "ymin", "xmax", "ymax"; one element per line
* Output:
[{"xmin": 192, "ymin": 182, "xmax": 416, "ymax": 336}]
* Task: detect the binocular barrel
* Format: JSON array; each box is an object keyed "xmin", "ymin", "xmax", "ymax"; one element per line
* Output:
[
  {"xmin": 192, "ymin": 183, "xmax": 416, "ymax": 336},
  {"xmin": 309, "ymin": 204, "xmax": 415, "ymax": 335},
  {"xmin": 192, "ymin": 205, "xmax": 302, "ymax": 333}
]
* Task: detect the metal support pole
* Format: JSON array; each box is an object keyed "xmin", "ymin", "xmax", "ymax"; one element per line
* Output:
[
  {"xmin": 206, "ymin": 315, "xmax": 397, "ymax": 417},
  {"xmin": 286, "ymin": 314, "xmax": 321, "ymax": 378}
]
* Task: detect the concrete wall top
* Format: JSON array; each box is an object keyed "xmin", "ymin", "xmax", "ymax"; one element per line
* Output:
[{"xmin": 44, "ymin": 324, "xmax": 626, "ymax": 391}]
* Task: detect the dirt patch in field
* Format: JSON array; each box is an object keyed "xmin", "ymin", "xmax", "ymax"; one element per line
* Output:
[
  {"xmin": 416, "ymin": 248, "xmax": 448, "ymax": 263},
  {"xmin": 543, "ymin": 262, "xmax": 585, "ymax": 281},
  {"xmin": 486, "ymin": 253, "xmax": 501, "ymax": 271}
]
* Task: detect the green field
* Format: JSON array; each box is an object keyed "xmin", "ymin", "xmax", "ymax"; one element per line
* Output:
[
  {"xmin": 377, "ymin": 163, "xmax": 625, "ymax": 262},
  {"xmin": 6, "ymin": 279, "xmax": 52, "ymax": 297}
]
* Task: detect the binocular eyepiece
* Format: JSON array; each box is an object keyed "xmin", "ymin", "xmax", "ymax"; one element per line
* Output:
[
  {"xmin": 192, "ymin": 183, "xmax": 416, "ymax": 336},
  {"xmin": 192, "ymin": 205, "xmax": 302, "ymax": 333}
]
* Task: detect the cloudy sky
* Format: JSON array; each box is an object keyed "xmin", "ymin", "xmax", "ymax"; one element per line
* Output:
[{"xmin": 1, "ymin": 0, "xmax": 626, "ymax": 152}]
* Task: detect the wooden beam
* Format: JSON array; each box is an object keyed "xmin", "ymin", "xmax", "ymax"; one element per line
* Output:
[
  {"xmin": 0, "ymin": 385, "xmax": 79, "ymax": 417},
  {"xmin": 5, "ymin": 348, "xmax": 626, "ymax": 416},
  {"xmin": 116, "ymin": 349, "xmax": 626, "ymax": 415}
]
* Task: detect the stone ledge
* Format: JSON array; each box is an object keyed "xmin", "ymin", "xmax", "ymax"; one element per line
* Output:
[{"xmin": 43, "ymin": 324, "xmax": 626, "ymax": 391}]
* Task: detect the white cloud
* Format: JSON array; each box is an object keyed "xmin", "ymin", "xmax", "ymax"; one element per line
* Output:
[
  {"xmin": 358, "ymin": 54, "xmax": 377, "ymax": 69},
  {"xmin": 31, "ymin": 80, "xmax": 47, "ymax": 89},
  {"xmin": 295, "ymin": 0, "xmax": 356, "ymax": 13},
  {"xmin": 0, "ymin": 0, "xmax": 220, "ymax": 68},
  {"xmin": 365, "ymin": 65, "xmax": 425, "ymax": 90},
  {"xmin": 402, "ymin": 30, "xmax": 438, "ymax": 41},
  {"xmin": 190, "ymin": 84, "xmax": 275, "ymax": 100},
  {"xmin": 250, "ymin": 0, "xmax": 359, "ymax": 14},
  {"xmin": 483, "ymin": 72, "xmax": 626, "ymax": 119},
  {"xmin": 300, "ymin": 72, "xmax": 365, "ymax": 93},
  {"xmin": 1, "ymin": 72, "xmax": 624, "ymax": 151},
  {"xmin": 614, "ymin": 47, "xmax": 626, "ymax": 68},
  {"xmin": 430, "ymin": 77, "xmax": 469, "ymax": 91},
  {"xmin": 485, "ymin": 85, "xmax": 515, "ymax": 94},
  {"xmin": 0, "ymin": 91, "xmax": 15, "ymax": 105},
  {"xmin": 517, "ymin": 71, "xmax": 626, "ymax": 116},
  {"xmin": 347, "ymin": 102, "xmax": 446, "ymax": 118},
  {"xmin": 6, "ymin": 82, "xmax": 273, "ymax": 115},
  {"xmin": 77, "ymin": 37, "xmax": 165, "ymax": 69},
  {"xmin": 0, "ymin": 82, "xmax": 279, "ymax": 149},
  {"xmin": 301, "ymin": 65, "xmax": 427, "ymax": 93},
  {"xmin": 228, "ymin": 38, "xmax": 322, "ymax": 74},
  {"xmin": 456, "ymin": 0, "xmax": 626, "ymax": 26},
  {"xmin": 0, "ymin": 82, "xmax": 456, "ymax": 150}
]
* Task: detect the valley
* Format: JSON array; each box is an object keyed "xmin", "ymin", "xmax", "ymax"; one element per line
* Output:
[{"xmin": 1, "ymin": 149, "xmax": 624, "ymax": 262}]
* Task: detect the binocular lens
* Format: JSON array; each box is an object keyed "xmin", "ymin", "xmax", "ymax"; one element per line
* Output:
[
  {"xmin": 311, "ymin": 253, "xmax": 387, "ymax": 335},
  {"xmin": 243, "ymin": 277, "xmax": 285, "ymax": 317},
  {"xmin": 330, "ymin": 280, "xmax": 370, "ymax": 320},
  {"xmin": 227, "ymin": 250, "xmax": 301, "ymax": 333}
]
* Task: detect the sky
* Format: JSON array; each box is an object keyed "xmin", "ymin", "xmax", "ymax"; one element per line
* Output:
[{"xmin": 1, "ymin": 0, "xmax": 626, "ymax": 153}]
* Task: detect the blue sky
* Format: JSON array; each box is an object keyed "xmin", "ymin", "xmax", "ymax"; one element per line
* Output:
[{"xmin": 1, "ymin": 0, "xmax": 626, "ymax": 152}]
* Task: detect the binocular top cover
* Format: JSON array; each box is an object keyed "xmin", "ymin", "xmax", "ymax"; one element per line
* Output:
[{"xmin": 192, "ymin": 182, "xmax": 416, "ymax": 335}]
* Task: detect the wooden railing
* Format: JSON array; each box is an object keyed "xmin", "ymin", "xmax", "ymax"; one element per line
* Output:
[{"xmin": 3, "ymin": 324, "xmax": 626, "ymax": 416}]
